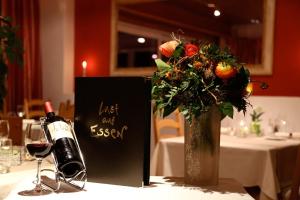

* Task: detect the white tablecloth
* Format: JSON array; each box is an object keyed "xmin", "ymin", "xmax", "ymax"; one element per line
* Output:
[
  {"xmin": 0, "ymin": 160, "xmax": 54, "ymax": 199},
  {"xmin": 0, "ymin": 161, "xmax": 254, "ymax": 200},
  {"xmin": 150, "ymin": 135, "xmax": 300, "ymax": 200}
]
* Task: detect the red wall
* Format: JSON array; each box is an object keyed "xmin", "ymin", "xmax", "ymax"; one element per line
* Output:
[
  {"xmin": 75, "ymin": 0, "xmax": 300, "ymax": 96},
  {"xmin": 253, "ymin": 0, "xmax": 300, "ymax": 96},
  {"xmin": 74, "ymin": 0, "xmax": 111, "ymax": 77}
]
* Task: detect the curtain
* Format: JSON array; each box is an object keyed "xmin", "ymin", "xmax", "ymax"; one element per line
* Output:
[{"xmin": 1, "ymin": 0, "xmax": 42, "ymax": 113}]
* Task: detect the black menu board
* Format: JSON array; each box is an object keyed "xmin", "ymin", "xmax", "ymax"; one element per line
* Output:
[{"xmin": 74, "ymin": 77, "xmax": 151, "ymax": 187}]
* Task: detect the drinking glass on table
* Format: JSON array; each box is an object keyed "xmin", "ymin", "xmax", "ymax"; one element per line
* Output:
[
  {"xmin": 0, "ymin": 138, "xmax": 12, "ymax": 173},
  {"xmin": 18, "ymin": 121, "xmax": 53, "ymax": 196},
  {"xmin": 0, "ymin": 120, "xmax": 10, "ymax": 139}
]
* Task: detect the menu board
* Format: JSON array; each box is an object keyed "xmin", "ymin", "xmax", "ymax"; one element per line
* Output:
[{"xmin": 74, "ymin": 77, "xmax": 151, "ymax": 187}]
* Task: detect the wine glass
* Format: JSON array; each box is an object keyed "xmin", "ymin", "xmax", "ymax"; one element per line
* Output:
[{"xmin": 18, "ymin": 121, "xmax": 53, "ymax": 196}]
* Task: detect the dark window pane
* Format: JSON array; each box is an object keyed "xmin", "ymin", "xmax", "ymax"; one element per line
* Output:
[
  {"xmin": 134, "ymin": 51, "xmax": 156, "ymax": 67},
  {"xmin": 118, "ymin": 53, "xmax": 128, "ymax": 68},
  {"xmin": 117, "ymin": 31, "xmax": 158, "ymax": 68}
]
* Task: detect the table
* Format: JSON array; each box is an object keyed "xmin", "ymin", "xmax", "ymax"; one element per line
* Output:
[
  {"xmin": 0, "ymin": 159, "xmax": 54, "ymax": 199},
  {"xmin": 150, "ymin": 135, "xmax": 300, "ymax": 200},
  {"xmin": 1, "ymin": 161, "xmax": 254, "ymax": 200}
]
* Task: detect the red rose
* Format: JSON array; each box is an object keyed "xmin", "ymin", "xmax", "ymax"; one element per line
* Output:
[
  {"xmin": 159, "ymin": 40, "xmax": 179, "ymax": 58},
  {"xmin": 184, "ymin": 43, "xmax": 199, "ymax": 57}
]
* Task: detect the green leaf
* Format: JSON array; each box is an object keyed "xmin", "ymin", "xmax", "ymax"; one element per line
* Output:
[
  {"xmin": 219, "ymin": 102, "xmax": 234, "ymax": 119},
  {"xmin": 172, "ymin": 44, "xmax": 184, "ymax": 58},
  {"xmin": 181, "ymin": 109, "xmax": 189, "ymax": 116},
  {"xmin": 163, "ymin": 105, "xmax": 177, "ymax": 118},
  {"xmin": 180, "ymin": 81, "xmax": 189, "ymax": 91},
  {"xmin": 187, "ymin": 63, "xmax": 193, "ymax": 68},
  {"xmin": 155, "ymin": 59, "xmax": 171, "ymax": 72}
]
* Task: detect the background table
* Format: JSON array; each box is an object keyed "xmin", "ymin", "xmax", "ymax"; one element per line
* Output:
[
  {"xmin": 1, "ymin": 161, "xmax": 254, "ymax": 200},
  {"xmin": 150, "ymin": 135, "xmax": 300, "ymax": 200}
]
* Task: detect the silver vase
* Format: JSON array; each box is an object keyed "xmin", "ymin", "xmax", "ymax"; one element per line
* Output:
[{"xmin": 184, "ymin": 105, "xmax": 221, "ymax": 186}]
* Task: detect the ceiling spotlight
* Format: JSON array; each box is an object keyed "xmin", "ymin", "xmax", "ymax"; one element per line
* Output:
[
  {"xmin": 137, "ymin": 37, "xmax": 146, "ymax": 44},
  {"xmin": 152, "ymin": 54, "xmax": 158, "ymax": 59},
  {"xmin": 214, "ymin": 9, "xmax": 221, "ymax": 17}
]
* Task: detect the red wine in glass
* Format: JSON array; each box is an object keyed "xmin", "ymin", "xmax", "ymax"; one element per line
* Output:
[
  {"xmin": 19, "ymin": 121, "xmax": 53, "ymax": 196},
  {"xmin": 26, "ymin": 143, "xmax": 52, "ymax": 158}
]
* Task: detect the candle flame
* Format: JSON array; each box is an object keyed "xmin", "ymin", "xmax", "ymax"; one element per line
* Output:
[{"xmin": 82, "ymin": 60, "xmax": 87, "ymax": 69}]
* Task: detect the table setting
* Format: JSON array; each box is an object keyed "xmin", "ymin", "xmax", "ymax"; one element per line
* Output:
[
  {"xmin": 150, "ymin": 102, "xmax": 300, "ymax": 200},
  {"xmin": 0, "ymin": 95, "xmax": 256, "ymax": 200},
  {"xmin": 150, "ymin": 130, "xmax": 300, "ymax": 200},
  {"xmin": 2, "ymin": 171, "xmax": 255, "ymax": 200}
]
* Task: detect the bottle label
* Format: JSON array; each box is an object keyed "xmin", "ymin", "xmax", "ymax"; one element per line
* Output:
[{"xmin": 47, "ymin": 121, "xmax": 74, "ymax": 141}]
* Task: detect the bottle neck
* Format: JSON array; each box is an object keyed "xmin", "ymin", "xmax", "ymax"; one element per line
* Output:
[{"xmin": 46, "ymin": 111, "xmax": 56, "ymax": 118}]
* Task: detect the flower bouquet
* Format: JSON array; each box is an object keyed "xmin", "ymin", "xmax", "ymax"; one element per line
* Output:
[
  {"xmin": 152, "ymin": 35, "xmax": 252, "ymax": 122},
  {"xmin": 151, "ymin": 34, "xmax": 253, "ymax": 186}
]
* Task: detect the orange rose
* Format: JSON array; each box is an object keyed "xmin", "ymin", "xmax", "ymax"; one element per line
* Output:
[
  {"xmin": 184, "ymin": 43, "xmax": 199, "ymax": 57},
  {"xmin": 215, "ymin": 62, "xmax": 237, "ymax": 79},
  {"xmin": 159, "ymin": 40, "xmax": 179, "ymax": 58},
  {"xmin": 193, "ymin": 61, "xmax": 202, "ymax": 69}
]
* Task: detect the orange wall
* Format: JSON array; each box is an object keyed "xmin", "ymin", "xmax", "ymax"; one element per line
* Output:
[
  {"xmin": 75, "ymin": 0, "xmax": 300, "ymax": 96},
  {"xmin": 74, "ymin": 0, "xmax": 111, "ymax": 77}
]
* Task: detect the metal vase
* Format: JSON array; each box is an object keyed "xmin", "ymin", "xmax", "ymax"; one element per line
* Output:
[{"xmin": 184, "ymin": 105, "xmax": 221, "ymax": 186}]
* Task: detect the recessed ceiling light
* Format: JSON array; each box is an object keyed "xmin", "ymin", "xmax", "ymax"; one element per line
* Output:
[
  {"xmin": 214, "ymin": 9, "xmax": 221, "ymax": 17},
  {"xmin": 137, "ymin": 37, "xmax": 146, "ymax": 44}
]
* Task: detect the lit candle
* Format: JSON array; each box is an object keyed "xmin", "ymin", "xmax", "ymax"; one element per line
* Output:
[
  {"xmin": 238, "ymin": 120, "xmax": 248, "ymax": 137},
  {"xmin": 82, "ymin": 60, "xmax": 87, "ymax": 77}
]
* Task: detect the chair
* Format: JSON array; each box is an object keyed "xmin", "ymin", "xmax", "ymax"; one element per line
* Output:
[
  {"xmin": 153, "ymin": 109, "xmax": 184, "ymax": 145},
  {"xmin": 58, "ymin": 100, "xmax": 74, "ymax": 121},
  {"xmin": 24, "ymin": 98, "xmax": 45, "ymax": 119}
]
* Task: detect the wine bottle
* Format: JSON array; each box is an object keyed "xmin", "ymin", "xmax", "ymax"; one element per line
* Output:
[{"xmin": 43, "ymin": 101, "xmax": 84, "ymax": 178}]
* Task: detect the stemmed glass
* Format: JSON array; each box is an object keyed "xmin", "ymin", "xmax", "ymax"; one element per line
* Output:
[{"xmin": 18, "ymin": 120, "xmax": 53, "ymax": 196}]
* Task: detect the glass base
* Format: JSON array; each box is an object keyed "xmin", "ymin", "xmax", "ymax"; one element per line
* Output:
[
  {"xmin": 18, "ymin": 188, "xmax": 52, "ymax": 196},
  {"xmin": 18, "ymin": 182, "xmax": 52, "ymax": 196}
]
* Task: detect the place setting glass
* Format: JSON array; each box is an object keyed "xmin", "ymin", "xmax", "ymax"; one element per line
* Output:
[
  {"xmin": 0, "ymin": 137, "xmax": 12, "ymax": 174},
  {"xmin": 0, "ymin": 119, "xmax": 10, "ymax": 139},
  {"xmin": 18, "ymin": 121, "xmax": 53, "ymax": 196},
  {"xmin": 0, "ymin": 120, "xmax": 12, "ymax": 174}
]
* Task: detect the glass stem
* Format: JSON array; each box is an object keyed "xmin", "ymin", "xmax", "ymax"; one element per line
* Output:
[{"xmin": 35, "ymin": 158, "xmax": 43, "ymax": 192}]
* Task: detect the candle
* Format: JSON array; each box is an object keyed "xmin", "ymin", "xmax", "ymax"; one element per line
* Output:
[
  {"xmin": 238, "ymin": 120, "xmax": 248, "ymax": 137},
  {"xmin": 82, "ymin": 60, "xmax": 87, "ymax": 77}
]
